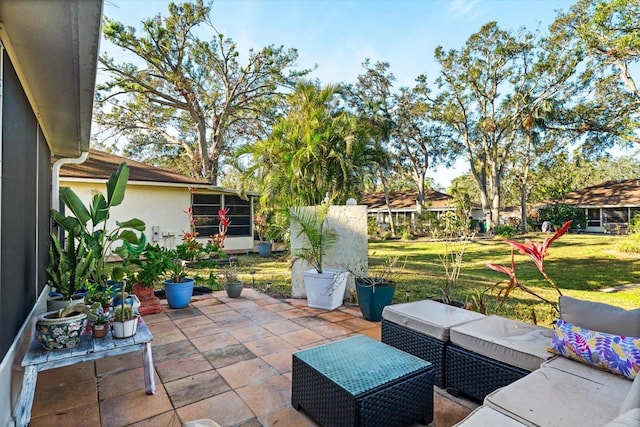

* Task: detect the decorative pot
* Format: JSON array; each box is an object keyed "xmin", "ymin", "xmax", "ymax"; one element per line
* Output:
[
  {"xmin": 355, "ymin": 278, "xmax": 396, "ymax": 321},
  {"xmin": 35, "ymin": 310, "xmax": 88, "ymax": 351},
  {"xmin": 92, "ymin": 323, "xmax": 109, "ymax": 338},
  {"xmin": 257, "ymin": 241, "xmax": 273, "ymax": 257},
  {"xmin": 303, "ymin": 269, "xmax": 348, "ymax": 310},
  {"xmin": 112, "ymin": 316, "xmax": 138, "ymax": 339},
  {"xmin": 225, "ymin": 282, "xmax": 244, "ymax": 298},
  {"xmin": 163, "ymin": 278, "xmax": 195, "ymax": 309}
]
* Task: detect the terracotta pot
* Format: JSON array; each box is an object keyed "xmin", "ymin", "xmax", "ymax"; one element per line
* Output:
[{"xmin": 92, "ymin": 323, "xmax": 108, "ymax": 338}]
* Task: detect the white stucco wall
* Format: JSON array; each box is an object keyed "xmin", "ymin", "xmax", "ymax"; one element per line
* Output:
[
  {"xmin": 58, "ymin": 180, "xmax": 253, "ymax": 253},
  {"xmin": 290, "ymin": 205, "xmax": 368, "ymax": 300}
]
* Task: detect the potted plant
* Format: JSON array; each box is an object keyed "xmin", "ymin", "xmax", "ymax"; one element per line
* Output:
[
  {"xmin": 88, "ymin": 302, "xmax": 109, "ymax": 338},
  {"xmin": 130, "ymin": 243, "xmax": 172, "ymax": 315},
  {"xmin": 163, "ymin": 251, "xmax": 195, "ymax": 309},
  {"xmin": 111, "ymin": 303, "xmax": 138, "ymax": 338},
  {"xmin": 45, "ymin": 231, "xmax": 95, "ymax": 311},
  {"xmin": 345, "ymin": 257, "xmax": 401, "ymax": 321},
  {"xmin": 84, "ymin": 281, "xmax": 112, "ymax": 308},
  {"xmin": 50, "ymin": 162, "xmax": 146, "ymax": 289},
  {"xmin": 290, "ymin": 205, "xmax": 348, "ymax": 310},
  {"xmin": 254, "ymin": 211, "xmax": 272, "ymax": 257},
  {"xmin": 220, "ymin": 263, "xmax": 243, "ymax": 298},
  {"xmin": 34, "ymin": 302, "xmax": 98, "ymax": 350}
]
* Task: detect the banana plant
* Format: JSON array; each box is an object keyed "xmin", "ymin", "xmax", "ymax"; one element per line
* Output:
[{"xmin": 50, "ymin": 162, "xmax": 146, "ymax": 286}]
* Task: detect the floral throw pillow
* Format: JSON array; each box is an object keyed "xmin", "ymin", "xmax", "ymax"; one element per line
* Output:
[{"xmin": 548, "ymin": 319, "xmax": 640, "ymax": 380}]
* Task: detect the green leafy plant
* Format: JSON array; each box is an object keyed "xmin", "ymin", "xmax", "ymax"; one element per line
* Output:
[
  {"xmin": 536, "ymin": 203, "xmax": 586, "ymax": 230},
  {"xmin": 486, "ymin": 220, "xmax": 572, "ymax": 317},
  {"xmin": 87, "ymin": 302, "xmax": 108, "ymax": 325},
  {"xmin": 166, "ymin": 256, "xmax": 188, "ymax": 283},
  {"xmin": 50, "ymin": 162, "xmax": 146, "ymax": 285},
  {"xmin": 493, "ymin": 224, "xmax": 518, "ymax": 239},
  {"xmin": 290, "ymin": 204, "xmax": 336, "ymax": 274},
  {"xmin": 84, "ymin": 281, "xmax": 112, "ymax": 308},
  {"xmin": 46, "ymin": 231, "xmax": 95, "ymax": 300},
  {"xmin": 132, "ymin": 244, "xmax": 175, "ymax": 287}
]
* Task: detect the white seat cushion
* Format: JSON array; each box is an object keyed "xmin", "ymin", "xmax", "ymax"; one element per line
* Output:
[
  {"xmin": 454, "ymin": 406, "xmax": 525, "ymax": 426},
  {"xmin": 542, "ymin": 356, "xmax": 632, "ymax": 390},
  {"xmin": 449, "ymin": 315, "xmax": 553, "ymax": 371},
  {"xmin": 485, "ymin": 367, "xmax": 630, "ymax": 427},
  {"xmin": 382, "ymin": 300, "xmax": 485, "ymax": 341}
]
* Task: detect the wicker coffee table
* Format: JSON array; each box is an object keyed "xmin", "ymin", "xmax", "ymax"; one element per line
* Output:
[{"xmin": 292, "ymin": 335, "xmax": 434, "ymax": 426}]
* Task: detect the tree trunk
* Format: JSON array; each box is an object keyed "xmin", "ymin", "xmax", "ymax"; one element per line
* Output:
[
  {"xmin": 520, "ymin": 181, "xmax": 528, "ymax": 233},
  {"xmin": 416, "ymin": 173, "xmax": 425, "ymax": 215},
  {"xmin": 195, "ymin": 118, "xmax": 213, "ymax": 183},
  {"xmin": 380, "ymin": 171, "xmax": 396, "ymax": 237}
]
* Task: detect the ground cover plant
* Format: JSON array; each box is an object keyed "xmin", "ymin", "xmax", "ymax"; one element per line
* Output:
[{"xmin": 180, "ymin": 232, "xmax": 639, "ymax": 326}]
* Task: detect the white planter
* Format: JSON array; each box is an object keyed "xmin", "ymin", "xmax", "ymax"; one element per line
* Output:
[
  {"xmin": 303, "ymin": 269, "xmax": 348, "ymax": 310},
  {"xmin": 112, "ymin": 316, "xmax": 138, "ymax": 339}
]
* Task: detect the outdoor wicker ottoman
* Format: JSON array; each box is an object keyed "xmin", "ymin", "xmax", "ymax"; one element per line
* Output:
[
  {"xmin": 292, "ymin": 335, "xmax": 434, "ymax": 427},
  {"xmin": 381, "ymin": 300, "xmax": 485, "ymax": 387},
  {"xmin": 446, "ymin": 315, "xmax": 554, "ymax": 403}
]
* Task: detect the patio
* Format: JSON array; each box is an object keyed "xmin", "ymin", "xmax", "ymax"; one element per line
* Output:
[{"xmin": 28, "ymin": 288, "xmax": 383, "ymax": 426}]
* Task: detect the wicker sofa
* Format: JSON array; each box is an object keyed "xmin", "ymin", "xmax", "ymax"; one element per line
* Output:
[
  {"xmin": 455, "ymin": 296, "xmax": 640, "ymax": 426},
  {"xmin": 382, "ymin": 297, "xmax": 640, "ymax": 427}
]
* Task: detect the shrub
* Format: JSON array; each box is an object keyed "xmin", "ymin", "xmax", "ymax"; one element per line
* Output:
[
  {"xmin": 367, "ymin": 217, "xmax": 378, "ymax": 236},
  {"xmin": 401, "ymin": 231, "xmax": 413, "ymax": 240},
  {"xmin": 618, "ymin": 235, "xmax": 640, "ymax": 253},
  {"xmin": 493, "ymin": 224, "xmax": 518, "ymax": 239},
  {"xmin": 536, "ymin": 203, "xmax": 587, "ymax": 229}
]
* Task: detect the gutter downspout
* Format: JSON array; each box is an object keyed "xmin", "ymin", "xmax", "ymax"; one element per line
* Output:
[{"xmin": 52, "ymin": 151, "xmax": 89, "ymax": 212}]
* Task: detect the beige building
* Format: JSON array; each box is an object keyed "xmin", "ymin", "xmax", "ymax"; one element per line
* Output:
[{"xmin": 57, "ymin": 150, "xmax": 256, "ymax": 252}]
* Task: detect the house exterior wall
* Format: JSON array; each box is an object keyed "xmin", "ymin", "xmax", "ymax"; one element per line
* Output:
[
  {"xmin": 59, "ymin": 180, "xmax": 254, "ymax": 253},
  {"xmin": 0, "ymin": 47, "xmax": 52, "ymax": 427}
]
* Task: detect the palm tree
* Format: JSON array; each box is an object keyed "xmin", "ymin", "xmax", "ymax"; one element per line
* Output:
[{"xmin": 237, "ymin": 81, "xmax": 368, "ymax": 209}]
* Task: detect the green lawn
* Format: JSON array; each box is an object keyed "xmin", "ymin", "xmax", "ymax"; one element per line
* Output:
[{"xmin": 188, "ymin": 233, "xmax": 640, "ymax": 326}]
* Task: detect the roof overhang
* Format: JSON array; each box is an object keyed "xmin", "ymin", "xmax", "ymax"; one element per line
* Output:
[{"xmin": 0, "ymin": 0, "xmax": 103, "ymax": 157}]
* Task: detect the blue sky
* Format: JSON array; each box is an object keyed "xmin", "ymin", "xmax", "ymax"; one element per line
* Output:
[{"xmin": 101, "ymin": 0, "xmax": 578, "ymax": 187}]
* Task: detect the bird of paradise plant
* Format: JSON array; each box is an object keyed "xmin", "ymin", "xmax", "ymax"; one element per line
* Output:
[{"xmin": 486, "ymin": 220, "xmax": 572, "ymax": 318}]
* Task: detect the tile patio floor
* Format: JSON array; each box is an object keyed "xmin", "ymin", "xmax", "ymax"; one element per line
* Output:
[{"xmin": 29, "ymin": 288, "xmax": 383, "ymax": 427}]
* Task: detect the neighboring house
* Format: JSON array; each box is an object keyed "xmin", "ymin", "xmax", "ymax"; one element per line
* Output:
[
  {"xmin": 361, "ymin": 189, "xmax": 485, "ymax": 226},
  {"xmin": 0, "ymin": 1, "xmax": 104, "ymax": 424},
  {"xmin": 58, "ymin": 150, "xmax": 257, "ymax": 253},
  {"xmin": 551, "ymin": 179, "xmax": 640, "ymax": 234}
]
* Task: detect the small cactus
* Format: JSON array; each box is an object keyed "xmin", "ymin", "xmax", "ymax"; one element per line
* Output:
[{"xmin": 113, "ymin": 304, "xmax": 135, "ymax": 322}]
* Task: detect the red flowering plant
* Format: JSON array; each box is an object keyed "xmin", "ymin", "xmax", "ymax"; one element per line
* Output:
[
  {"xmin": 254, "ymin": 212, "xmax": 268, "ymax": 242},
  {"xmin": 176, "ymin": 205, "xmax": 229, "ymax": 262},
  {"xmin": 486, "ymin": 220, "xmax": 572, "ymax": 318}
]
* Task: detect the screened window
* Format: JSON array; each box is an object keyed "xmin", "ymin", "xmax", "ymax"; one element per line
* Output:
[
  {"xmin": 192, "ymin": 193, "xmax": 252, "ymax": 237},
  {"xmin": 603, "ymin": 208, "xmax": 628, "ymax": 224},
  {"xmin": 586, "ymin": 208, "xmax": 601, "ymax": 228}
]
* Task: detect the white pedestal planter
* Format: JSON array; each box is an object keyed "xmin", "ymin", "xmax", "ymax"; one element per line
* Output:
[
  {"xmin": 303, "ymin": 269, "xmax": 348, "ymax": 310},
  {"xmin": 112, "ymin": 316, "xmax": 139, "ymax": 339}
]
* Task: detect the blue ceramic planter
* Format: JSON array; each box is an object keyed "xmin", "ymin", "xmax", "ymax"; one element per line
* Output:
[
  {"xmin": 355, "ymin": 279, "xmax": 396, "ymax": 321},
  {"xmin": 164, "ymin": 278, "xmax": 195, "ymax": 309},
  {"xmin": 257, "ymin": 242, "xmax": 272, "ymax": 257}
]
